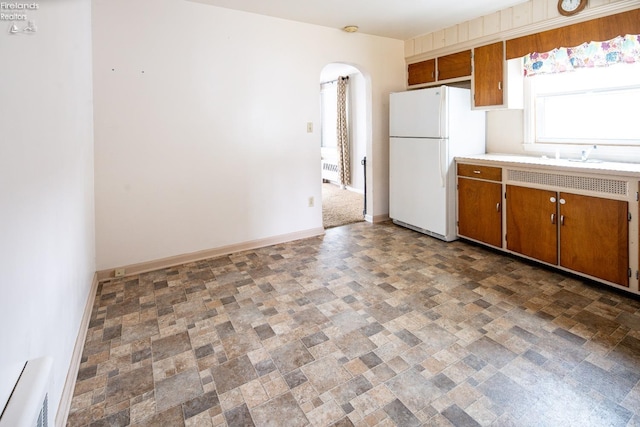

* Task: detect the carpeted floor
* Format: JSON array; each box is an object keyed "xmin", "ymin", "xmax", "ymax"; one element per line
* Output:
[{"xmin": 322, "ymin": 183, "xmax": 364, "ymax": 229}]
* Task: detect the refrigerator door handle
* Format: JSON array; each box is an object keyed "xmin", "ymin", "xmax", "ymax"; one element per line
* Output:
[{"xmin": 439, "ymin": 139, "xmax": 446, "ymax": 188}]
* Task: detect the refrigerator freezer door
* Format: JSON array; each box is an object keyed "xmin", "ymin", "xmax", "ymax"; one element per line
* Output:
[
  {"xmin": 390, "ymin": 87, "xmax": 447, "ymax": 138},
  {"xmin": 389, "ymin": 137, "xmax": 448, "ymax": 236}
]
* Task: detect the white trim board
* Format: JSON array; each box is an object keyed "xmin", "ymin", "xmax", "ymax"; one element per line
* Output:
[
  {"xmin": 96, "ymin": 227, "xmax": 326, "ymax": 282},
  {"xmin": 55, "ymin": 273, "xmax": 99, "ymax": 427}
]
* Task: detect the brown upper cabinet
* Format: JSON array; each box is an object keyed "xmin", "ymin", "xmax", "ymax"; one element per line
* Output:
[
  {"xmin": 473, "ymin": 42, "xmax": 504, "ymax": 108},
  {"xmin": 408, "ymin": 59, "xmax": 436, "ymax": 86},
  {"xmin": 407, "ymin": 50, "xmax": 471, "ymax": 86},
  {"xmin": 437, "ymin": 50, "xmax": 472, "ymax": 80},
  {"xmin": 407, "ymin": 9, "xmax": 640, "ymax": 107}
]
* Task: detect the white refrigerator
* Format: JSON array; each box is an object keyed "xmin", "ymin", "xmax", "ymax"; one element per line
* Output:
[{"xmin": 389, "ymin": 86, "xmax": 485, "ymax": 241}]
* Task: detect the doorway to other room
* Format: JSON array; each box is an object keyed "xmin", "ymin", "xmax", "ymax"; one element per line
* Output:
[{"xmin": 320, "ymin": 63, "xmax": 366, "ymax": 229}]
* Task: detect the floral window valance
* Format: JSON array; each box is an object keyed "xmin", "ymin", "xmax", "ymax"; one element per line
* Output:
[{"xmin": 523, "ymin": 34, "xmax": 640, "ymax": 76}]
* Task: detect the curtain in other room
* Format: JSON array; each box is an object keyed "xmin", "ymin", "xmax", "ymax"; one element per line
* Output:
[{"xmin": 336, "ymin": 76, "xmax": 350, "ymax": 187}]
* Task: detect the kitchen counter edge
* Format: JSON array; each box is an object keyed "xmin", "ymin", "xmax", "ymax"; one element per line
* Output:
[{"xmin": 455, "ymin": 154, "xmax": 640, "ymax": 178}]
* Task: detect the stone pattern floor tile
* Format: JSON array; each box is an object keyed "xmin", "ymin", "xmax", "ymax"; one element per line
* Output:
[{"xmin": 68, "ymin": 221, "xmax": 640, "ymax": 426}]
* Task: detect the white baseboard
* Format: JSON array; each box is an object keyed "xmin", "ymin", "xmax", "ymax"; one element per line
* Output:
[
  {"xmin": 346, "ymin": 185, "xmax": 365, "ymax": 195},
  {"xmin": 96, "ymin": 227, "xmax": 325, "ymax": 282},
  {"xmin": 365, "ymin": 213, "xmax": 390, "ymax": 224},
  {"xmin": 55, "ymin": 272, "xmax": 99, "ymax": 427}
]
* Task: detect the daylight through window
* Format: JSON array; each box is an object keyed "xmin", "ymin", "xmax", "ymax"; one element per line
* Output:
[
  {"xmin": 522, "ymin": 34, "xmax": 640, "ymax": 147},
  {"xmin": 525, "ymin": 62, "xmax": 640, "ymax": 145}
]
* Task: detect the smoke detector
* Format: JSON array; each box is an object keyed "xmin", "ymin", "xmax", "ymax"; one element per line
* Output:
[{"xmin": 343, "ymin": 25, "xmax": 359, "ymax": 33}]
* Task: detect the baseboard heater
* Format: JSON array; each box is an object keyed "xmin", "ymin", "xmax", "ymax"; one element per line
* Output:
[
  {"xmin": 0, "ymin": 357, "xmax": 53, "ymax": 427},
  {"xmin": 321, "ymin": 160, "xmax": 339, "ymax": 182}
]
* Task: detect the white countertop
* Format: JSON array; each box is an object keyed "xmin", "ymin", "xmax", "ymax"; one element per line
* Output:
[{"xmin": 456, "ymin": 153, "xmax": 640, "ymax": 178}]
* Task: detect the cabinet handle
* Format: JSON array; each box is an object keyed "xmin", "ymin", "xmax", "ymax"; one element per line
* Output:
[
  {"xmin": 496, "ymin": 202, "xmax": 500, "ymax": 212},
  {"xmin": 431, "ymin": 71, "xmax": 435, "ymax": 79},
  {"xmin": 473, "ymin": 170, "xmax": 481, "ymax": 174},
  {"xmin": 498, "ymin": 81, "xmax": 502, "ymax": 91},
  {"xmin": 551, "ymin": 213, "xmax": 555, "ymax": 224},
  {"xmin": 560, "ymin": 215, "xmax": 565, "ymax": 225}
]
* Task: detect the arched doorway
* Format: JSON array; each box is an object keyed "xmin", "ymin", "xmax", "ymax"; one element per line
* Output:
[{"xmin": 319, "ymin": 63, "xmax": 371, "ymax": 229}]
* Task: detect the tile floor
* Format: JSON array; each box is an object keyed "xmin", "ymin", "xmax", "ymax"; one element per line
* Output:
[{"xmin": 67, "ymin": 221, "xmax": 640, "ymax": 426}]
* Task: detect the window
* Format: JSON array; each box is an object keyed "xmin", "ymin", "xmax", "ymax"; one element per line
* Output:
[
  {"xmin": 522, "ymin": 34, "xmax": 640, "ymax": 152},
  {"xmin": 525, "ymin": 62, "xmax": 640, "ymax": 146}
]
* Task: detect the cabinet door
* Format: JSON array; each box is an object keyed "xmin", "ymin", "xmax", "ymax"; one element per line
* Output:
[
  {"xmin": 506, "ymin": 185, "xmax": 558, "ymax": 264},
  {"xmin": 559, "ymin": 193, "xmax": 629, "ymax": 287},
  {"xmin": 458, "ymin": 177, "xmax": 502, "ymax": 247},
  {"xmin": 408, "ymin": 59, "xmax": 436, "ymax": 86},
  {"xmin": 473, "ymin": 42, "xmax": 504, "ymax": 107},
  {"xmin": 438, "ymin": 50, "xmax": 472, "ymax": 81}
]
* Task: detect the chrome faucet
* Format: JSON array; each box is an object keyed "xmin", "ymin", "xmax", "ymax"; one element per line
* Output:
[{"xmin": 581, "ymin": 145, "xmax": 597, "ymax": 162}]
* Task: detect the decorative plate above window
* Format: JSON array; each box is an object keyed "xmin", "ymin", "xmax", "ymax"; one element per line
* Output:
[{"xmin": 557, "ymin": 0, "xmax": 587, "ymax": 16}]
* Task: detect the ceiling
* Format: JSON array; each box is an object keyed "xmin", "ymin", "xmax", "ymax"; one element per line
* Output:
[{"xmin": 187, "ymin": 0, "xmax": 530, "ymax": 40}]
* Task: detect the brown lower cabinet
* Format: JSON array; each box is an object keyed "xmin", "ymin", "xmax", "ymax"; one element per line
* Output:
[
  {"xmin": 506, "ymin": 185, "xmax": 558, "ymax": 265},
  {"xmin": 506, "ymin": 185, "xmax": 629, "ymax": 287},
  {"xmin": 559, "ymin": 192, "xmax": 629, "ymax": 286},
  {"xmin": 457, "ymin": 177, "xmax": 502, "ymax": 248}
]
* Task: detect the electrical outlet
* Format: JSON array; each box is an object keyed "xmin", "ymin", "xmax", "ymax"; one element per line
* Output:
[
  {"xmin": 114, "ymin": 268, "xmax": 126, "ymax": 278},
  {"xmin": 308, "ymin": 196, "xmax": 314, "ymax": 207},
  {"xmin": 306, "ymin": 122, "xmax": 313, "ymax": 133}
]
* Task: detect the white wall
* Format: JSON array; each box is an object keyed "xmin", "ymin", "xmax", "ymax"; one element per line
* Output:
[
  {"xmin": 349, "ymin": 72, "xmax": 368, "ymax": 193},
  {"xmin": 0, "ymin": 0, "xmax": 95, "ymax": 419},
  {"xmin": 486, "ymin": 109, "xmax": 526, "ymax": 155},
  {"xmin": 93, "ymin": 0, "xmax": 405, "ymax": 270}
]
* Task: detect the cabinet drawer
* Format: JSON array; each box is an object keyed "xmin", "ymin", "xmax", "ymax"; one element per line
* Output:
[{"xmin": 457, "ymin": 164, "xmax": 502, "ymax": 181}]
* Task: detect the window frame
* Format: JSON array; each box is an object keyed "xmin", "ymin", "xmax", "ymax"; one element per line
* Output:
[{"xmin": 522, "ymin": 61, "xmax": 640, "ymax": 161}]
